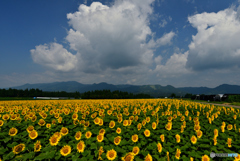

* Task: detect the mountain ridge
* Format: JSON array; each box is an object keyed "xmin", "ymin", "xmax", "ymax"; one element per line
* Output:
[{"xmin": 6, "ymin": 81, "xmax": 240, "ymax": 97}]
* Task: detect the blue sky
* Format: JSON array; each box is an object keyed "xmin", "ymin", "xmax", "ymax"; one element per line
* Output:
[{"xmin": 1, "ymin": 0, "xmax": 240, "ymax": 88}]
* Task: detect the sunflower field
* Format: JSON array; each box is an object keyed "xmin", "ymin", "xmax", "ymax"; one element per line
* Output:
[{"xmin": 0, "ymin": 99, "xmax": 240, "ymax": 161}]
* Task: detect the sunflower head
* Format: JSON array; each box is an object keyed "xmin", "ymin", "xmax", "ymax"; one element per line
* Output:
[
  {"xmin": 114, "ymin": 136, "xmax": 121, "ymax": 145},
  {"xmin": 137, "ymin": 123, "xmax": 142, "ymax": 131},
  {"xmin": 34, "ymin": 140, "xmax": 41, "ymax": 152},
  {"xmin": 175, "ymin": 134, "xmax": 180, "ymax": 143},
  {"xmin": 38, "ymin": 119, "xmax": 46, "ymax": 126},
  {"xmin": 97, "ymin": 134, "xmax": 104, "ymax": 142},
  {"xmin": 132, "ymin": 146, "xmax": 140, "ymax": 156},
  {"xmin": 75, "ymin": 131, "xmax": 82, "ymax": 140},
  {"xmin": 144, "ymin": 154, "xmax": 152, "ymax": 161},
  {"xmin": 121, "ymin": 152, "xmax": 134, "ymax": 161},
  {"xmin": 60, "ymin": 145, "xmax": 71, "ymax": 156},
  {"xmin": 13, "ymin": 143, "xmax": 25, "ymax": 154},
  {"xmin": 160, "ymin": 134, "xmax": 165, "ymax": 142},
  {"xmin": 191, "ymin": 135, "xmax": 197, "ymax": 144},
  {"xmin": 132, "ymin": 134, "xmax": 138, "ymax": 142},
  {"xmin": 144, "ymin": 129, "xmax": 151, "ymax": 137},
  {"xmin": 146, "ymin": 117, "xmax": 150, "ymax": 123},
  {"xmin": 116, "ymin": 128, "xmax": 121, "ymax": 134},
  {"xmin": 226, "ymin": 138, "xmax": 232, "ymax": 147},
  {"xmin": 196, "ymin": 130, "xmax": 202, "ymax": 138},
  {"xmin": 72, "ymin": 113, "xmax": 78, "ymax": 120},
  {"xmin": 29, "ymin": 130, "xmax": 38, "ymax": 139},
  {"xmin": 77, "ymin": 140, "xmax": 85, "ymax": 153},
  {"xmin": 106, "ymin": 149, "xmax": 117, "ymax": 161},
  {"xmin": 9, "ymin": 127, "xmax": 18, "ymax": 136},
  {"xmin": 227, "ymin": 124, "xmax": 233, "ymax": 130},
  {"xmin": 202, "ymin": 155, "xmax": 210, "ymax": 161},
  {"xmin": 49, "ymin": 135, "xmax": 59, "ymax": 146},
  {"xmin": 109, "ymin": 121, "xmax": 116, "ymax": 128},
  {"xmin": 85, "ymin": 131, "xmax": 92, "ymax": 139},
  {"xmin": 99, "ymin": 128, "xmax": 106, "ymax": 135},
  {"xmin": 123, "ymin": 120, "xmax": 128, "ymax": 126},
  {"xmin": 60, "ymin": 127, "xmax": 69, "ymax": 136},
  {"xmin": 175, "ymin": 148, "xmax": 181, "ymax": 160},
  {"xmin": 46, "ymin": 123, "xmax": 51, "ymax": 129},
  {"xmin": 152, "ymin": 122, "xmax": 157, "ymax": 130},
  {"xmin": 157, "ymin": 142, "xmax": 162, "ymax": 153},
  {"xmin": 94, "ymin": 117, "xmax": 100, "ymax": 124}
]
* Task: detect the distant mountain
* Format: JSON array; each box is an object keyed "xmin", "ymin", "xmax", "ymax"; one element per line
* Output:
[
  {"xmin": 8, "ymin": 82, "xmax": 240, "ymax": 97},
  {"xmin": 179, "ymin": 84, "xmax": 240, "ymax": 95},
  {"xmin": 10, "ymin": 81, "xmax": 186, "ymax": 97}
]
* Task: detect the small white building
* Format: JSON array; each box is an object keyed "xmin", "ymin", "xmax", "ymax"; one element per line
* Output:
[{"xmin": 215, "ymin": 94, "xmax": 224, "ymax": 101}]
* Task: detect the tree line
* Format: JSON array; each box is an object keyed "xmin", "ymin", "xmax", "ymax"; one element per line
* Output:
[{"xmin": 0, "ymin": 88, "xmax": 153, "ymax": 99}]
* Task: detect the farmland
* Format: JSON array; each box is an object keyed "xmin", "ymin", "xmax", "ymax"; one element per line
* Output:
[{"xmin": 0, "ymin": 99, "xmax": 240, "ymax": 161}]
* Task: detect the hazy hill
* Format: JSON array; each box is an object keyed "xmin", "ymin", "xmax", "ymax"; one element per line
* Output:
[{"xmin": 8, "ymin": 82, "xmax": 240, "ymax": 97}]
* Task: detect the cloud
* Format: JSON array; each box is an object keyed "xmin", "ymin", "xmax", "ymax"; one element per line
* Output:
[
  {"xmin": 186, "ymin": 7, "xmax": 240, "ymax": 71},
  {"xmin": 159, "ymin": 19, "xmax": 167, "ymax": 27},
  {"xmin": 154, "ymin": 51, "xmax": 190, "ymax": 77},
  {"xmin": 30, "ymin": 0, "xmax": 175, "ymax": 75},
  {"xmin": 30, "ymin": 43, "xmax": 77, "ymax": 72}
]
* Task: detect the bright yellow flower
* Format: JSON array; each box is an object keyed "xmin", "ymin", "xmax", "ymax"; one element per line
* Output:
[
  {"xmin": 121, "ymin": 152, "xmax": 134, "ymax": 161},
  {"xmin": 202, "ymin": 155, "xmax": 210, "ymax": 161},
  {"xmin": 29, "ymin": 130, "xmax": 38, "ymax": 139},
  {"xmin": 144, "ymin": 154, "xmax": 152, "ymax": 161},
  {"xmin": 60, "ymin": 127, "xmax": 69, "ymax": 136},
  {"xmin": 176, "ymin": 134, "xmax": 180, "ymax": 143},
  {"xmin": 160, "ymin": 134, "xmax": 165, "ymax": 142},
  {"xmin": 191, "ymin": 135, "xmax": 197, "ymax": 144},
  {"xmin": 13, "ymin": 143, "xmax": 25, "ymax": 154},
  {"xmin": 9, "ymin": 127, "xmax": 18, "ymax": 136},
  {"xmin": 77, "ymin": 141, "xmax": 85, "ymax": 153},
  {"xmin": 75, "ymin": 131, "xmax": 82, "ymax": 140},
  {"xmin": 60, "ymin": 145, "xmax": 71, "ymax": 156},
  {"xmin": 132, "ymin": 146, "xmax": 140, "ymax": 156},
  {"xmin": 106, "ymin": 149, "xmax": 117, "ymax": 161},
  {"xmin": 227, "ymin": 138, "xmax": 232, "ymax": 147},
  {"xmin": 144, "ymin": 129, "xmax": 151, "ymax": 137},
  {"xmin": 175, "ymin": 148, "xmax": 181, "ymax": 160},
  {"xmin": 85, "ymin": 131, "xmax": 92, "ymax": 139},
  {"xmin": 157, "ymin": 142, "xmax": 162, "ymax": 153},
  {"xmin": 34, "ymin": 140, "xmax": 41, "ymax": 152},
  {"xmin": 97, "ymin": 134, "xmax": 104, "ymax": 142}
]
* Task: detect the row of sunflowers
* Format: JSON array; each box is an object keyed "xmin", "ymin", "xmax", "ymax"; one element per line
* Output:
[{"xmin": 0, "ymin": 99, "xmax": 240, "ymax": 160}]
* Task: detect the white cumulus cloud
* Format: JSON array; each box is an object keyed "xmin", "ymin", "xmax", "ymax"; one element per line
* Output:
[
  {"xmin": 30, "ymin": 43, "xmax": 77, "ymax": 72},
  {"xmin": 30, "ymin": 0, "xmax": 175, "ymax": 75},
  {"xmin": 186, "ymin": 7, "xmax": 240, "ymax": 71}
]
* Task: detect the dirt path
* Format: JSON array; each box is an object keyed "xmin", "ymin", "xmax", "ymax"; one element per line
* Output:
[{"xmin": 197, "ymin": 102, "xmax": 240, "ymax": 109}]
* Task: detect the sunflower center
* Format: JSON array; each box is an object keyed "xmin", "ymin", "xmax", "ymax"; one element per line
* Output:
[
  {"xmin": 63, "ymin": 148, "xmax": 68, "ymax": 154},
  {"xmin": 109, "ymin": 152, "xmax": 114, "ymax": 158}
]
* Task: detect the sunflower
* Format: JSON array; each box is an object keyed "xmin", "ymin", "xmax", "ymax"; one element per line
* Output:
[
  {"xmin": 60, "ymin": 145, "xmax": 71, "ymax": 156},
  {"xmin": 142, "ymin": 120, "xmax": 146, "ymax": 126},
  {"xmin": 165, "ymin": 122, "xmax": 172, "ymax": 131},
  {"xmin": 157, "ymin": 142, "xmax": 162, "ymax": 153},
  {"xmin": 54, "ymin": 132, "xmax": 62, "ymax": 140},
  {"xmin": 213, "ymin": 137, "xmax": 217, "ymax": 145},
  {"xmin": 9, "ymin": 127, "xmax": 18, "ymax": 136},
  {"xmin": 221, "ymin": 125, "xmax": 225, "ymax": 133},
  {"xmin": 132, "ymin": 134, "xmax": 138, "ymax": 142},
  {"xmin": 160, "ymin": 134, "xmax": 165, "ymax": 142},
  {"xmin": 121, "ymin": 152, "xmax": 134, "ymax": 161},
  {"xmin": 175, "ymin": 148, "xmax": 181, "ymax": 160},
  {"xmin": 77, "ymin": 140, "xmax": 85, "ymax": 153},
  {"xmin": 180, "ymin": 116, "xmax": 185, "ymax": 121},
  {"xmin": 38, "ymin": 119, "xmax": 46, "ymax": 126},
  {"xmin": 123, "ymin": 120, "xmax": 128, "ymax": 126},
  {"xmin": 34, "ymin": 140, "xmax": 41, "ymax": 152},
  {"xmin": 118, "ymin": 117, "xmax": 123, "ymax": 123},
  {"xmin": 190, "ymin": 157, "xmax": 194, "ymax": 161},
  {"xmin": 194, "ymin": 125, "xmax": 200, "ymax": 131},
  {"xmin": 137, "ymin": 123, "xmax": 142, "ymax": 131},
  {"xmin": 72, "ymin": 113, "xmax": 78, "ymax": 120},
  {"xmin": 99, "ymin": 119, "xmax": 104, "ymax": 126},
  {"xmin": 31, "ymin": 116, "xmax": 37, "ymax": 122},
  {"xmin": 227, "ymin": 138, "xmax": 232, "ymax": 147},
  {"xmin": 227, "ymin": 124, "xmax": 233, "ymax": 130},
  {"xmin": 109, "ymin": 121, "xmax": 116, "ymax": 128},
  {"xmin": 0, "ymin": 120, "xmax": 3, "ymax": 127},
  {"xmin": 94, "ymin": 117, "xmax": 100, "ymax": 124},
  {"xmin": 167, "ymin": 116, "xmax": 172, "ymax": 122},
  {"xmin": 106, "ymin": 149, "xmax": 117, "ymax": 161},
  {"xmin": 13, "ymin": 143, "xmax": 25, "ymax": 154},
  {"xmin": 2, "ymin": 114, "xmax": 10, "ymax": 120},
  {"xmin": 99, "ymin": 129, "xmax": 106, "ymax": 135},
  {"xmin": 85, "ymin": 131, "xmax": 92, "ymax": 139},
  {"xmin": 52, "ymin": 119, "xmax": 56, "ymax": 125},
  {"xmin": 234, "ymin": 154, "xmax": 240, "ymax": 160},
  {"xmin": 191, "ymin": 135, "xmax": 197, "ymax": 144},
  {"xmin": 58, "ymin": 117, "xmax": 62, "ymax": 123},
  {"xmin": 132, "ymin": 146, "xmax": 140, "ymax": 156},
  {"xmin": 181, "ymin": 125, "xmax": 184, "ymax": 133},
  {"xmin": 134, "ymin": 116, "xmax": 138, "ymax": 122},
  {"xmin": 202, "ymin": 155, "xmax": 210, "ymax": 161},
  {"xmin": 189, "ymin": 116, "xmax": 192, "ymax": 121},
  {"xmin": 97, "ymin": 134, "xmax": 104, "ymax": 142},
  {"xmin": 146, "ymin": 117, "xmax": 150, "ymax": 123},
  {"xmin": 114, "ymin": 136, "xmax": 121, "ymax": 145},
  {"xmin": 60, "ymin": 127, "xmax": 69, "ymax": 136},
  {"xmin": 214, "ymin": 129, "xmax": 218, "ymax": 137},
  {"xmin": 175, "ymin": 134, "xmax": 180, "ymax": 143},
  {"xmin": 75, "ymin": 131, "xmax": 82, "ymax": 140},
  {"xmin": 196, "ymin": 130, "xmax": 202, "ymax": 139},
  {"xmin": 49, "ymin": 135, "xmax": 59, "ymax": 146},
  {"xmin": 98, "ymin": 146, "xmax": 104, "ymax": 160},
  {"xmin": 46, "ymin": 123, "xmax": 51, "ymax": 129},
  {"xmin": 152, "ymin": 122, "xmax": 157, "ymax": 130},
  {"xmin": 116, "ymin": 128, "xmax": 121, "ymax": 134},
  {"xmin": 29, "ymin": 130, "xmax": 38, "ymax": 139},
  {"xmin": 222, "ymin": 122, "xmax": 226, "ymax": 127},
  {"xmin": 144, "ymin": 154, "xmax": 152, "ymax": 161}
]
